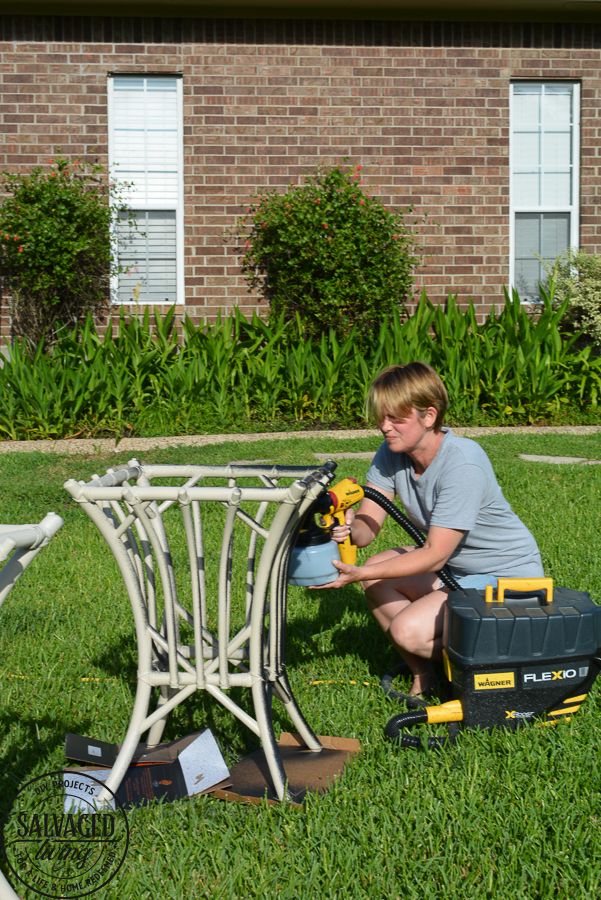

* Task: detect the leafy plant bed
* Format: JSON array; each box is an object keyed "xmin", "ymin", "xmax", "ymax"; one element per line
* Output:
[
  {"xmin": 0, "ymin": 433, "xmax": 600, "ymax": 899},
  {"xmin": 1, "ymin": 290, "xmax": 601, "ymax": 442}
]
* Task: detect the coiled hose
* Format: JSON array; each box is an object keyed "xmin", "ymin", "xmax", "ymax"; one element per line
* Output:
[
  {"xmin": 380, "ymin": 662, "xmax": 429, "ymax": 709},
  {"xmin": 385, "ymin": 712, "xmax": 461, "ymax": 750},
  {"xmin": 361, "ymin": 486, "xmax": 464, "ymax": 749}
]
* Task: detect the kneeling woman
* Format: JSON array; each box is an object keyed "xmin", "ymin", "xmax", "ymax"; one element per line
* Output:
[{"xmin": 326, "ymin": 362, "xmax": 543, "ymax": 698}]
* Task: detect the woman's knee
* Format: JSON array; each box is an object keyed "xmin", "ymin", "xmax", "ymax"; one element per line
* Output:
[
  {"xmin": 389, "ymin": 593, "xmax": 446, "ymax": 653},
  {"xmin": 364, "ymin": 546, "xmax": 414, "ymax": 566},
  {"xmin": 360, "ymin": 547, "xmax": 414, "ymax": 592},
  {"xmin": 390, "ymin": 615, "xmax": 421, "ymax": 653},
  {"xmin": 362, "ymin": 578, "xmax": 389, "ymax": 602},
  {"xmin": 364, "ymin": 547, "xmax": 402, "ymax": 568}
]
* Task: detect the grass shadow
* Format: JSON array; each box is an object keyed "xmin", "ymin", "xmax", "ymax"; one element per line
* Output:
[
  {"xmin": 286, "ymin": 583, "xmax": 398, "ymax": 676},
  {"xmin": 0, "ymin": 711, "xmax": 79, "ymax": 803}
]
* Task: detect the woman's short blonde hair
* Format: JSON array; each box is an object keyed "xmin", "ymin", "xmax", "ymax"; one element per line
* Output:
[{"xmin": 366, "ymin": 362, "xmax": 448, "ymax": 432}]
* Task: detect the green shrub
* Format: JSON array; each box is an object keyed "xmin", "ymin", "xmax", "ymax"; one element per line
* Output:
[
  {"xmin": 0, "ymin": 156, "xmax": 131, "ymax": 346},
  {"xmin": 546, "ymin": 247, "xmax": 601, "ymax": 346},
  {"xmin": 230, "ymin": 163, "xmax": 422, "ymax": 343}
]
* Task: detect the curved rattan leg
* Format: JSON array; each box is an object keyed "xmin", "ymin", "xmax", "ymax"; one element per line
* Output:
[
  {"xmin": 0, "ymin": 871, "xmax": 22, "ymax": 900},
  {"xmin": 251, "ymin": 679, "xmax": 290, "ymax": 801},
  {"xmin": 274, "ymin": 671, "xmax": 322, "ymax": 751},
  {"xmin": 146, "ymin": 685, "xmax": 177, "ymax": 746},
  {"xmin": 99, "ymin": 678, "xmax": 153, "ymax": 801},
  {"xmin": 268, "ymin": 512, "xmax": 323, "ymax": 753}
]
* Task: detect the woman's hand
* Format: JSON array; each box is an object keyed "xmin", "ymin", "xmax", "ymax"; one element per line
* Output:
[
  {"xmin": 309, "ymin": 558, "xmax": 363, "ymax": 590},
  {"xmin": 331, "ymin": 509, "xmax": 354, "ymax": 544}
]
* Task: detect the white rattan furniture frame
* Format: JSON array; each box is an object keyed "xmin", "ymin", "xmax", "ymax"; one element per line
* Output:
[
  {"xmin": 0, "ymin": 512, "xmax": 64, "ymax": 900},
  {"xmin": 0, "ymin": 513, "xmax": 64, "ymax": 613},
  {"xmin": 64, "ymin": 459, "xmax": 337, "ymax": 803}
]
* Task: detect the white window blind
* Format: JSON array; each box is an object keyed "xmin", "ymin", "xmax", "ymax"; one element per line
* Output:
[
  {"xmin": 117, "ymin": 211, "xmax": 177, "ymax": 304},
  {"xmin": 108, "ymin": 75, "xmax": 183, "ymax": 305},
  {"xmin": 510, "ymin": 82, "xmax": 579, "ymax": 302}
]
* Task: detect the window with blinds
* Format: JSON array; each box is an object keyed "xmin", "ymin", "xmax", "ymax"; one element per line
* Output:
[
  {"xmin": 108, "ymin": 75, "xmax": 183, "ymax": 305},
  {"xmin": 510, "ymin": 82, "xmax": 579, "ymax": 303}
]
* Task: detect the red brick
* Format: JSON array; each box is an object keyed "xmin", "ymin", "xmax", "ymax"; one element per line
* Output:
[{"xmin": 0, "ymin": 20, "xmax": 598, "ymax": 336}]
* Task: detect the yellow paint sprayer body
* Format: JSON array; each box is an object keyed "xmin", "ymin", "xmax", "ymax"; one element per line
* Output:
[{"xmin": 321, "ymin": 478, "xmax": 364, "ymax": 565}]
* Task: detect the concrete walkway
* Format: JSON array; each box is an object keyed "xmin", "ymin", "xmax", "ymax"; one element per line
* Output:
[
  {"xmin": 0, "ymin": 424, "xmax": 600, "ymax": 456},
  {"xmin": 519, "ymin": 454, "xmax": 601, "ymax": 465}
]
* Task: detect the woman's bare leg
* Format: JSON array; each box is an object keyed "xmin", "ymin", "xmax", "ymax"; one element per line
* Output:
[{"xmin": 360, "ymin": 547, "xmax": 449, "ymax": 695}]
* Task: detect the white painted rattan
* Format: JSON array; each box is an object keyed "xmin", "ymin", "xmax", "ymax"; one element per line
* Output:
[
  {"xmin": 0, "ymin": 511, "xmax": 64, "ymax": 900},
  {"xmin": 0, "ymin": 513, "xmax": 64, "ymax": 610},
  {"xmin": 64, "ymin": 459, "xmax": 336, "ymax": 802}
]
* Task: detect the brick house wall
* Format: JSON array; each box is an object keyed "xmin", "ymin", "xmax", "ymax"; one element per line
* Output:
[{"xmin": 1, "ymin": 15, "xmax": 600, "ymax": 340}]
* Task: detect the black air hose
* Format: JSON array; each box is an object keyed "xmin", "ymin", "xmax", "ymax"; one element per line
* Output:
[
  {"xmin": 362, "ymin": 486, "xmax": 462, "ymax": 593},
  {"xmin": 385, "ymin": 711, "xmax": 461, "ymax": 750},
  {"xmin": 380, "ymin": 662, "xmax": 429, "ymax": 709}
]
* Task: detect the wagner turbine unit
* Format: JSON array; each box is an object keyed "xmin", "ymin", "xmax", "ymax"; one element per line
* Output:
[{"xmin": 385, "ymin": 578, "xmax": 601, "ymax": 748}]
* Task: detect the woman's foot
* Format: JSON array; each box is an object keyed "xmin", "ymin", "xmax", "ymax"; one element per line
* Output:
[{"xmin": 409, "ymin": 665, "xmax": 438, "ymax": 698}]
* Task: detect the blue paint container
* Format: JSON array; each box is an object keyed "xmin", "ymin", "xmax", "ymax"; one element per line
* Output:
[{"xmin": 288, "ymin": 539, "xmax": 341, "ymax": 587}]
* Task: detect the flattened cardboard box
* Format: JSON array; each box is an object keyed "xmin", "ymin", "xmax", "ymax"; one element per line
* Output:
[
  {"xmin": 65, "ymin": 730, "xmax": 201, "ymax": 768},
  {"xmin": 215, "ymin": 733, "xmax": 361, "ymax": 808},
  {"xmin": 64, "ymin": 729, "xmax": 231, "ymax": 810},
  {"xmin": 65, "ymin": 731, "xmax": 359, "ymax": 809}
]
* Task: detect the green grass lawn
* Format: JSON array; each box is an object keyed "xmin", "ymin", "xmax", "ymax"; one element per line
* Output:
[{"xmin": 1, "ymin": 432, "xmax": 601, "ymax": 899}]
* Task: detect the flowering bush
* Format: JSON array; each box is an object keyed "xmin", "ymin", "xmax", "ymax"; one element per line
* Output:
[
  {"xmin": 546, "ymin": 248, "xmax": 601, "ymax": 346},
  {"xmin": 0, "ymin": 156, "xmax": 131, "ymax": 346},
  {"xmin": 231, "ymin": 163, "xmax": 422, "ymax": 343}
]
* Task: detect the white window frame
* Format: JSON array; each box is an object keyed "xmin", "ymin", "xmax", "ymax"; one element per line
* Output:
[
  {"xmin": 509, "ymin": 81, "xmax": 580, "ymax": 300},
  {"xmin": 107, "ymin": 74, "xmax": 184, "ymax": 305}
]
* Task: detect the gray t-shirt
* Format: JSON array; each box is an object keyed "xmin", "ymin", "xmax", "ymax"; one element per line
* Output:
[{"xmin": 366, "ymin": 428, "xmax": 543, "ymax": 577}]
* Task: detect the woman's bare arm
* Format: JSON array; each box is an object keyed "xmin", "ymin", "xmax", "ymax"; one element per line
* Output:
[{"xmin": 320, "ymin": 524, "xmax": 466, "ymax": 590}]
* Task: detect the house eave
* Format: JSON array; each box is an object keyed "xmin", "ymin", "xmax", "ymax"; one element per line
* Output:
[{"xmin": 1, "ymin": 1, "xmax": 600, "ymax": 24}]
